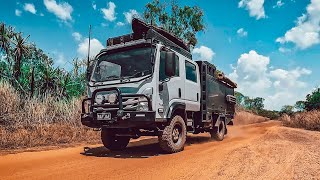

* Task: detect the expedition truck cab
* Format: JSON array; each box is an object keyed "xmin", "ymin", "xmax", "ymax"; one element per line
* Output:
[{"xmin": 81, "ymin": 18, "xmax": 237, "ymax": 153}]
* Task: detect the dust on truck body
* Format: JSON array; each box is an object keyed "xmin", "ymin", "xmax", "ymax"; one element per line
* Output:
[{"xmin": 81, "ymin": 18, "xmax": 237, "ymax": 153}]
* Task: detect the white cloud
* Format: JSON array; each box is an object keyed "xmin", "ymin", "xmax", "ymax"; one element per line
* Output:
[
  {"xmin": 229, "ymin": 50, "xmax": 271, "ymax": 98},
  {"xmin": 43, "ymin": 0, "xmax": 73, "ymax": 22},
  {"xmin": 101, "ymin": 23, "xmax": 108, "ymax": 27},
  {"xmin": 270, "ymin": 68, "xmax": 311, "ymax": 89},
  {"xmin": 72, "ymin": 32, "xmax": 82, "ymax": 41},
  {"xmin": 276, "ymin": 0, "xmax": 320, "ymax": 49},
  {"xmin": 229, "ymin": 50, "xmax": 312, "ymax": 110},
  {"xmin": 124, "ymin": 9, "xmax": 140, "ymax": 24},
  {"xmin": 237, "ymin": 28, "xmax": 248, "ymax": 37},
  {"xmin": 92, "ymin": 1, "xmax": 97, "ymax": 10},
  {"xmin": 101, "ymin": 2, "xmax": 116, "ymax": 21},
  {"xmin": 192, "ymin": 46, "xmax": 215, "ymax": 62},
  {"xmin": 278, "ymin": 47, "xmax": 291, "ymax": 53},
  {"xmin": 77, "ymin": 38, "xmax": 104, "ymax": 58},
  {"xmin": 239, "ymin": 0, "xmax": 266, "ymax": 20},
  {"xmin": 15, "ymin": 9, "xmax": 22, "ymax": 16},
  {"xmin": 116, "ymin": 22, "xmax": 125, "ymax": 26},
  {"xmin": 24, "ymin": 3, "xmax": 36, "ymax": 14},
  {"xmin": 273, "ymin": 0, "xmax": 284, "ymax": 8}
]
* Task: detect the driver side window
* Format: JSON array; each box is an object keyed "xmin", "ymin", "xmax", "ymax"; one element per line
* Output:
[{"xmin": 159, "ymin": 49, "xmax": 179, "ymax": 81}]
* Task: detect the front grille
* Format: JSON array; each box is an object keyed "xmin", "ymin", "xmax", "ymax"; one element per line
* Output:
[
  {"xmin": 90, "ymin": 87, "xmax": 152, "ymax": 112},
  {"xmin": 122, "ymin": 97, "xmax": 139, "ymax": 110}
]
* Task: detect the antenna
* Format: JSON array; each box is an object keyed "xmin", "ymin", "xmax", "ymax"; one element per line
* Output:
[{"xmin": 86, "ymin": 25, "xmax": 91, "ymax": 80}]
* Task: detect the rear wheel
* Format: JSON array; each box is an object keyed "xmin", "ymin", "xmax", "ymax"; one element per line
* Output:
[
  {"xmin": 210, "ymin": 120, "xmax": 226, "ymax": 141},
  {"xmin": 101, "ymin": 129, "xmax": 130, "ymax": 151},
  {"xmin": 158, "ymin": 115, "xmax": 186, "ymax": 153}
]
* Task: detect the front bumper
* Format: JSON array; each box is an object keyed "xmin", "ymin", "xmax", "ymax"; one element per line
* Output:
[{"xmin": 81, "ymin": 87, "xmax": 156, "ymax": 128}]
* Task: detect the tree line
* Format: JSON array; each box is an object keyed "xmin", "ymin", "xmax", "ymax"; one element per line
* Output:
[
  {"xmin": 281, "ymin": 88, "xmax": 320, "ymax": 115},
  {"xmin": 0, "ymin": 23, "xmax": 87, "ymax": 99},
  {"xmin": 236, "ymin": 87, "xmax": 320, "ymax": 119},
  {"xmin": 235, "ymin": 92, "xmax": 280, "ymax": 119}
]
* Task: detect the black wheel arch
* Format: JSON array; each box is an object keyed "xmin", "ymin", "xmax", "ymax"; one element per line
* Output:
[{"xmin": 166, "ymin": 102, "xmax": 186, "ymax": 121}]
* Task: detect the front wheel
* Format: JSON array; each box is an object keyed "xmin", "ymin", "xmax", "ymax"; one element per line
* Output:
[
  {"xmin": 158, "ymin": 115, "xmax": 187, "ymax": 153},
  {"xmin": 101, "ymin": 129, "xmax": 130, "ymax": 151},
  {"xmin": 210, "ymin": 120, "xmax": 226, "ymax": 141}
]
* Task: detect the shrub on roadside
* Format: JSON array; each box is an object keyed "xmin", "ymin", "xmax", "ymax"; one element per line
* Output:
[
  {"xmin": 0, "ymin": 81, "xmax": 99, "ymax": 149},
  {"xmin": 280, "ymin": 110, "xmax": 320, "ymax": 131}
]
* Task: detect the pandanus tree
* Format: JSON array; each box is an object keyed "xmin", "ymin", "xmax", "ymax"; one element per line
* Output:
[
  {"xmin": 0, "ymin": 23, "xmax": 14, "ymax": 76},
  {"xmin": 39, "ymin": 65, "xmax": 58, "ymax": 95},
  {"xmin": 0, "ymin": 23, "xmax": 12, "ymax": 56},
  {"xmin": 12, "ymin": 33, "xmax": 30, "ymax": 81}
]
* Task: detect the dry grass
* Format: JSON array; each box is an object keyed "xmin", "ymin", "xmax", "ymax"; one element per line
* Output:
[
  {"xmin": 0, "ymin": 81, "xmax": 99, "ymax": 150},
  {"xmin": 280, "ymin": 110, "xmax": 320, "ymax": 131},
  {"xmin": 234, "ymin": 111, "xmax": 269, "ymax": 125}
]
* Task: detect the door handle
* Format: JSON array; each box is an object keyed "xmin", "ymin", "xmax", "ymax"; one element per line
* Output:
[{"xmin": 178, "ymin": 88, "xmax": 181, "ymax": 98}]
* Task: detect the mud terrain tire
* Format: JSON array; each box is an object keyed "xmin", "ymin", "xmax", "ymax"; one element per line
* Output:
[
  {"xmin": 158, "ymin": 115, "xmax": 186, "ymax": 153},
  {"xmin": 210, "ymin": 120, "xmax": 226, "ymax": 141}
]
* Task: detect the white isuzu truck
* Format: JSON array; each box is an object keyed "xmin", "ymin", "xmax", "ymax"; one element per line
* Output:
[{"xmin": 81, "ymin": 18, "xmax": 237, "ymax": 153}]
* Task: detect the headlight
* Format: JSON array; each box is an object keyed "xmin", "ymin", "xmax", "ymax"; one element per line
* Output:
[
  {"xmin": 137, "ymin": 102, "xmax": 149, "ymax": 111},
  {"xmin": 108, "ymin": 93, "xmax": 117, "ymax": 104},
  {"xmin": 137, "ymin": 97, "xmax": 149, "ymax": 111},
  {"xmin": 95, "ymin": 94, "xmax": 104, "ymax": 104}
]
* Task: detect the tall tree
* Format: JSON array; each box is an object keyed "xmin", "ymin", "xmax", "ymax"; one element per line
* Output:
[
  {"xmin": 280, "ymin": 105, "xmax": 294, "ymax": 115},
  {"xmin": 305, "ymin": 87, "xmax": 320, "ymax": 111},
  {"xmin": 0, "ymin": 23, "xmax": 12, "ymax": 56},
  {"xmin": 294, "ymin": 100, "xmax": 305, "ymax": 112},
  {"xmin": 143, "ymin": 0, "xmax": 205, "ymax": 47},
  {"xmin": 243, "ymin": 96, "xmax": 265, "ymax": 113},
  {"xmin": 12, "ymin": 33, "xmax": 29, "ymax": 80}
]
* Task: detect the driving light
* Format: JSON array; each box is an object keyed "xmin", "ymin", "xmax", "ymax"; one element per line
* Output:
[
  {"xmin": 95, "ymin": 94, "xmax": 104, "ymax": 104},
  {"xmin": 108, "ymin": 93, "xmax": 117, "ymax": 104}
]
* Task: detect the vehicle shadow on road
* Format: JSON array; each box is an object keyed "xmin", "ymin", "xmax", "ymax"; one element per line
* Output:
[{"xmin": 81, "ymin": 135, "xmax": 213, "ymax": 159}]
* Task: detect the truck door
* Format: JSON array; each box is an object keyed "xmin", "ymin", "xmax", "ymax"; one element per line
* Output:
[
  {"xmin": 157, "ymin": 48, "xmax": 184, "ymax": 117},
  {"xmin": 184, "ymin": 60, "xmax": 200, "ymax": 111}
]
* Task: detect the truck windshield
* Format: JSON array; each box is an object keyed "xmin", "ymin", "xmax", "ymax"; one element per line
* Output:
[{"xmin": 91, "ymin": 46, "xmax": 154, "ymax": 82}]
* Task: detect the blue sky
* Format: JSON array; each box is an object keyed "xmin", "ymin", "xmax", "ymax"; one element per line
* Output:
[{"xmin": 1, "ymin": 0, "xmax": 319, "ymax": 110}]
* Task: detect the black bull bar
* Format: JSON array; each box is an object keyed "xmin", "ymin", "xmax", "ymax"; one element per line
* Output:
[{"xmin": 81, "ymin": 87, "xmax": 155, "ymax": 128}]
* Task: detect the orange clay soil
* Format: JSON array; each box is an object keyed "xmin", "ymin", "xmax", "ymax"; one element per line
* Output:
[{"xmin": 1, "ymin": 121, "xmax": 320, "ymax": 180}]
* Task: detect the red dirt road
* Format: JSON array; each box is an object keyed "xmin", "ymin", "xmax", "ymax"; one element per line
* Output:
[{"xmin": 1, "ymin": 121, "xmax": 320, "ymax": 180}]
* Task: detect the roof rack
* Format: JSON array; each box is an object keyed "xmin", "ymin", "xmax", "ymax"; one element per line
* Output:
[{"xmin": 106, "ymin": 18, "xmax": 192, "ymax": 59}]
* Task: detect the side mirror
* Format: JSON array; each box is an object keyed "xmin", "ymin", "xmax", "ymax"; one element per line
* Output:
[
  {"xmin": 86, "ymin": 70, "xmax": 91, "ymax": 81},
  {"xmin": 165, "ymin": 51, "xmax": 176, "ymax": 77},
  {"xmin": 86, "ymin": 62, "xmax": 94, "ymax": 81}
]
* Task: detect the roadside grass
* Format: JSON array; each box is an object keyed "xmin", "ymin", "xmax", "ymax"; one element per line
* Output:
[
  {"xmin": 234, "ymin": 111, "xmax": 269, "ymax": 125},
  {"xmin": 280, "ymin": 110, "xmax": 320, "ymax": 131},
  {"xmin": 0, "ymin": 81, "xmax": 99, "ymax": 150}
]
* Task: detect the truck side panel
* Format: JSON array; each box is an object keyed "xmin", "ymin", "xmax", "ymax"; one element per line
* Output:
[
  {"xmin": 206, "ymin": 76, "xmax": 235, "ymax": 115},
  {"xmin": 195, "ymin": 61, "xmax": 235, "ymax": 128}
]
